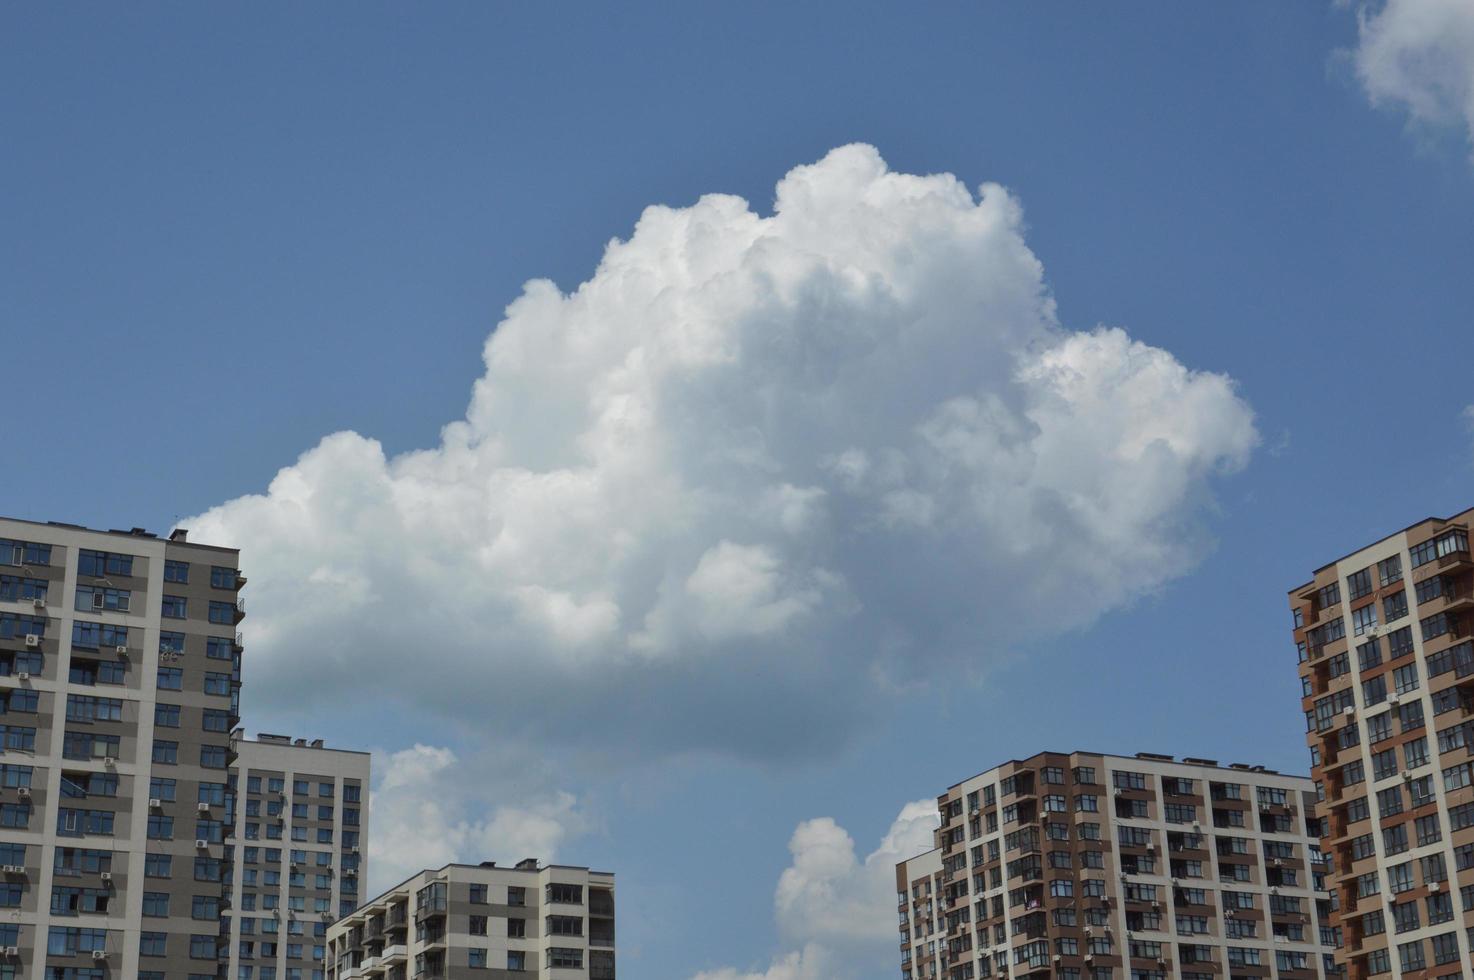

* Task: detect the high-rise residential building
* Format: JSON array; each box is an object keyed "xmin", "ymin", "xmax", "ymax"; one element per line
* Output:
[
  {"xmin": 1292, "ymin": 507, "xmax": 1474, "ymax": 979},
  {"xmin": 899, "ymin": 751, "xmax": 1337, "ymax": 980},
  {"xmin": 0, "ymin": 516, "xmax": 244, "ymax": 977},
  {"xmin": 327, "ymin": 861, "xmax": 615, "ymax": 980},
  {"xmin": 225, "ymin": 733, "xmax": 371, "ymax": 980}
]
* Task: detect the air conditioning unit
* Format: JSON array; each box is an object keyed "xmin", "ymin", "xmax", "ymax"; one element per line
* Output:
[
  {"xmin": 115, "ymin": 645, "xmax": 127, "ymax": 656},
  {"xmin": 0, "ymin": 947, "xmax": 16, "ymax": 957},
  {"xmin": 195, "ymin": 839, "xmax": 209, "ymax": 849},
  {"xmin": 31, "ymin": 598, "xmax": 45, "ymax": 610},
  {"xmin": 103, "ymin": 757, "xmax": 116, "ymax": 768},
  {"xmin": 91, "ymin": 950, "xmax": 107, "ymax": 961},
  {"xmin": 1, "ymin": 866, "xmax": 22, "ymax": 875},
  {"xmin": 14, "ymin": 672, "xmax": 29, "ymax": 682},
  {"xmin": 100, "ymin": 872, "xmax": 113, "ymax": 882},
  {"xmin": 1156, "ymin": 957, "xmax": 1166, "ymax": 966},
  {"xmin": 149, "ymin": 798, "xmax": 162, "ymax": 809},
  {"xmin": 1342, "ymin": 705, "xmax": 1355, "ymax": 716},
  {"xmin": 345, "ymin": 868, "xmax": 358, "ymax": 877},
  {"xmin": 16, "ymin": 787, "xmax": 30, "ymax": 799},
  {"xmin": 1053, "ymin": 955, "xmax": 1061, "ymax": 963},
  {"xmin": 1146, "ymin": 842, "xmax": 1155, "ymax": 851},
  {"xmin": 23, "ymin": 635, "xmax": 39, "ymax": 648},
  {"xmin": 198, "ymin": 802, "xmax": 211, "ymax": 813},
  {"xmin": 1402, "ymin": 772, "xmax": 1415, "ymax": 782},
  {"xmin": 1387, "ymin": 692, "xmax": 1400, "ymax": 704},
  {"xmin": 1429, "ymin": 880, "xmax": 1441, "ymax": 892}
]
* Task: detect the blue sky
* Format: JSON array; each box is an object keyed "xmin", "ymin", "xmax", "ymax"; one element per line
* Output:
[{"xmin": 5, "ymin": 3, "xmax": 1474, "ymax": 978}]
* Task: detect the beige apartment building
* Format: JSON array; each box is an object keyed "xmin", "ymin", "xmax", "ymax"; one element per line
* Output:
[
  {"xmin": 898, "ymin": 751, "xmax": 1337, "ymax": 980},
  {"xmin": 0, "ymin": 516, "xmax": 244, "ymax": 978},
  {"xmin": 225, "ymin": 733, "xmax": 371, "ymax": 980},
  {"xmin": 1292, "ymin": 506, "xmax": 1474, "ymax": 979},
  {"xmin": 327, "ymin": 861, "xmax": 614, "ymax": 980}
]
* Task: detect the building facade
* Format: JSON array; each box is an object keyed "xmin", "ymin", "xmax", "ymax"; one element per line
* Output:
[
  {"xmin": 225, "ymin": 734, "xmax": 371, "ymax": 980},
  {"xmin": 1292, "ymin": 507, "xmax": 1474, "ymax": 978},
  {"xmin": 899, "ymin": 751, "xmax": 1337, "ymax": 980},
  {"xmin": 327, "ymin": 861, "xmax": 615, "ymax": 980},
  {"xmin": 0, "ymin": 516, "xmax": 244, "ymax": 978}
]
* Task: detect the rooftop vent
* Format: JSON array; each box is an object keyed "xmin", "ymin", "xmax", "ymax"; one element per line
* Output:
[
  {"xmin": 515, "ymin": 858, "xmax": 538, "ymax": 870},
  {"xmin": 169, "ymin": 528, "xmax": 189, "ymax": 542}
]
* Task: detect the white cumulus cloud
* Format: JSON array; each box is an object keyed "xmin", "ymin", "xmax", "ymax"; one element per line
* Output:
[
  {"xmin": 694, "ymin": 801, "xmax": 938, "ymax": 980},
  {"xmin": 187, "ymin": 144, "xmax": 1256, "ymax": 758},
  {"xmin": 1351, "ymin": 0, "xmax": 1474, "ymax": 158},
  {"xmin": 367, "ymin": 744, "xmax": 587, "ymax": 894}
]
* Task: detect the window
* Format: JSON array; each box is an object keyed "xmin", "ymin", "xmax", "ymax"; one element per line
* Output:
[
  {"xmin": 161, "ymin": 596, "xmax": 187, "ymax": 619},
  {"xmin": 1377, "ymin": 786, "xmax": 1404, "ymax": 818},
  {"xmin": 204, "ymin": 672, "xmax": 230, "ymax": 696},
  {"xmin": 1363, "ymin": 674, "xmax": 1388, "ymax": 706},
  {"xmin": 164, "ymin": 560, "xmax": 190, "ymax": 583},
  {"xmin": 1352, "ymin": 602, "xmax": 1378, "ymax": 636},
  {"xmin": 74, "ymin": 585, "xmax": 131, "ymax": 613},
  {"xmin": 143, "ymin": 892, "xmax": 170, "ymax": 917},
  {"xmin": 203, "ymin": 709, "xmax": 230, "ymax": 732},
  {"xmin": 1347, "ymin": 567, "xmax": 1374, "ymax": 600},
  {"xmin": 200, "ymin": 745, "xmax": 228, "ymax": 769},
  {"xmin": 1379, "ymin": 554, "xmax": 1403, "ymax": 586},
  {"xmin": 468, "ymin": 949, "xmax": 487, "ymax": 969},
  {"xmin": 547, "ymin": 949, "xmax": 583, "ymax": 969},
  {"xmin": 1411, "ymin": 529, "xmax": 1468, "ymax": 567},
  {"xmin": 145, "ymin": 853, "xmax": 172, "ymax": 877},
  {"xmin": 1404, "ymin": 737, "xmax": 1429, "ymax": 769},
  {"xmin": 140, "ymin": 932, "xmax": 168, "ymax": 956},
  {"xmin": 155, "ymin": 704, "xmax": 180, "ymax": 728},
  {"xmin": 206, "ymin": 636, "xmax": 234, "ymax": 660},
  {"xmin": 1383, "ymin": 589, "xmax": 1408, "ymax": 622},
  {"xmin": 152, "ymin": 741, "xmax": 178, "ymax": 764},
  {"xmin": 1393, "ymin": 662, "xmax": 1420, "ymax": 695},
  {"xmin": 507, "ymin": 951, "xmax": 526, "ymax": 971},
  {"xmin": 157, "ymin": 667, "xmax": 182, "ymax": 690},
  {"xmin": 0, "ymin": 538, "xmax": 51, "ymax": 566},
  {"xmin": 1387, "ymin": 862, "xmax": 1415, "ymax": 894},
  {"xmin": 1358, "ymin": 637, "xmax": 1383, "ymax": 671},
  {"xmin": 209, "ymin": 601, "xmax": 236, "ymax": 624}
]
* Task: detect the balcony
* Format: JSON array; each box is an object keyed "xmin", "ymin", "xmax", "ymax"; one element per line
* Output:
[{"xmin": 380, "ymin": 945, "xmax": 408, "ymax": 964}]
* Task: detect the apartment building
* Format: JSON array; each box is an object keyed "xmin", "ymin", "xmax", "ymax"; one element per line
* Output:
[
  {"xmin": 225, "ymin": 733, "xmax": 371, "ymax": 980},
  {"xmin": 0, "ymin": 516, "xmax": 244, "ymax": 977},
  {"xmin": 327, "ymin": 861, "xmax": 615, "ymax": 980},
  {"xmin": 898, "ymin": 751, "xmax": 1336, "ymax": 980},
  {"xmin": 1292, "ymin": 507, "xmax": 1474, "ymax": 978}
]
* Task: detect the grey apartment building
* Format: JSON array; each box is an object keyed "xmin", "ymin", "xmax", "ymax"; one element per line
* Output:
[
  {"xmin": 899, "ymin": 751, "xmax": 1338, "ymax": 980},
  {"xmin": 0, "ymin": 516, "xmax": 244, "ymax": 977},
  {"xmin": 327, "ymin": 862, "xmax": 615, "ymax": 980},
  {"xmin": 1292, "ymin": 506, "xmax": 1474, "ymax": 978},
  {"xmin": 225, "ymin": 734, "xmax": 370, "ymax": 980}
]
